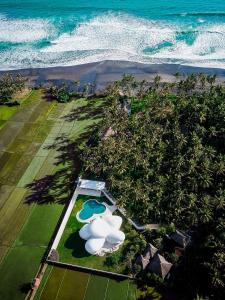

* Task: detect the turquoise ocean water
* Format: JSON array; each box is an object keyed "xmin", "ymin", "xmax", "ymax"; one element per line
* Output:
[{"xmin": 0, "ymin": 0, "xmax": 225, "ymax": 70}]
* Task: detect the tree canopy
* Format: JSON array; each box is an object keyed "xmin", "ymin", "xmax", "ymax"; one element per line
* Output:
[
  {"xmin": 82, "ymin": 74, "xmax": 225, "ymax": 298},
  {"xmin": 0, "ymin": 73, "xmax": 25, "ymax": 104}
]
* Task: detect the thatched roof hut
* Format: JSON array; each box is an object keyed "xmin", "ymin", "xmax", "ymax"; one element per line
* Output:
[
  {"xmin": 136, "ymin": 243, "xmax": 158, "ymax": 270},
  {"xmin": 168, "ymin": 230, "xmax": 191, "ymax": 248},
  {"xmin": 147, "ymin": 254, "xmax": 173, "ymax": 279}
]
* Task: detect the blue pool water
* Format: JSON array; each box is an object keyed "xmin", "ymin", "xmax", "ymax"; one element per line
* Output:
[
  {"xmin": 0, "ymin": 0, "xmax": 225, "ymax": 69},
  {"xmin": 78, "ymin": 199, "xmax": 106, "ymax": 221}
]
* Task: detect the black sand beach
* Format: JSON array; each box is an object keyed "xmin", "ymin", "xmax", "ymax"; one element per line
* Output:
[{"xmin": 1, "ymin": 61, "xmax": 225, "ymax": 91}]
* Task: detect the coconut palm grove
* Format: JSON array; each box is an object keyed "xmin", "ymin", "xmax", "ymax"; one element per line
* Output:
[{"xmin": 0, "ymin": 73, "xmax": 224, "ymax": 300}]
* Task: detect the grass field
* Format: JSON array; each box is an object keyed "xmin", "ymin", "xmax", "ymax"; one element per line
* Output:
[
  {"xmin": 0, "ymin": 91, "xmax": 107, "ymax": 299},
  {"xmin": 35, "ymin": 266, "xmax": 137, "ymax": 300},
  {"xmin": 57, "ymin": 195, "xmax": 132, "ymax": 274},
  {"xmin": 0, "ymin": 89, "xmax": 33, "ymax": 130}
]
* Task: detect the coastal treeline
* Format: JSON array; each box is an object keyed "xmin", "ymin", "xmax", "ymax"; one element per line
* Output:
[
  {"xmin": 82, "ymin": 74, "xmax": 225, "ymax": 299},
  {"xmin": 0, "ymin": 73, "xmax": 25, "ymax": 105}
]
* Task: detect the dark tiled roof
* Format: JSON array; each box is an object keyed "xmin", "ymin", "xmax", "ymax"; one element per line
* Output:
[
  {"xmin": 147, "ymin": 254, "xmax": 173, "ymax": 279},
  {"xmin": 169, "ymin": 230, "xmax": 191, "ymax": 248},
  {"xmin": 136, "ymin": 243, "xmax": 158, "ymax": 270}
]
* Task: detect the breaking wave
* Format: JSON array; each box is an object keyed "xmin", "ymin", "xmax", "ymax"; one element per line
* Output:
[
  {"xmin": 0, "ymin": 15, "xmax": 55, "ymax": 43},
  {"xmin": 0, "ymin": 13, "xmax": 225, "ymax": 69}
]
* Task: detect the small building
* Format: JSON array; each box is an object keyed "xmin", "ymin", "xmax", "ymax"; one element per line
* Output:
[
  {"xmin": 136, "ymin": 243, "xmax": 158, "ymax": 270},
  {"xmin": 167, "ymin": 230, "xmax": 191, "ymax": 249},
  {"xmin": 79, "ymin": 214, "xmax": 125, "ymax": 256},
  {"xmin": 147, "ymin": 253, "xmax": 173, "ymax": 279},
  {"xmin": 77, "ymin": 178, "xmax": 106, "ymax": 197}
]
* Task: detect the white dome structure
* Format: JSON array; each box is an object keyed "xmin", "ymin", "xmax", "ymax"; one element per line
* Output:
[
  {"xmin": 79, "ymin": 224, "xmax": 91, "ymax": 240},
  {"xmin": 104, "ymin": 215, "xmax": 122, "ymax": 230},
  {"xmin": 88, "ymin": 218, "xmax": 111, "ymax": 238},
  {"xmin": 106, "ymin": 230, "xmax": 125, "ymax": 244},
  {"xmin": 85, "ymin": 238, "xmax": 105, "ymax": 255},
  {"xmin": 79, "ymin": 214, "xmax": 125, "ymax": 256}
]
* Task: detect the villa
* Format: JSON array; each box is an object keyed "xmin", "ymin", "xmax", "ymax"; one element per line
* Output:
[{"xmin": 79, "ymin": 214, "xmax": 125, "ymax": 255}]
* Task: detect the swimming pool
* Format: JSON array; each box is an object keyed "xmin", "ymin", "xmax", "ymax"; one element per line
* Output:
[{"xmin": 77, "ymin": 199, "xmax": 106, "ymax": 222}]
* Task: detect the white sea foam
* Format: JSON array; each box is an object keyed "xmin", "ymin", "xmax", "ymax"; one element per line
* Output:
[
  {"xmin": 151, "ymin": 24, "xmax": 225, "ymax": 62},
  {"xmin": 0, "ymin": 15, "xmax": 55, "ymax": 43},
  {"xmin": 42, "ymin": 13, "xmax": 176, "ymax": 54},
  {"xmin": 0, "ymin": 13, "xmax": 225, "ymax": 70}
]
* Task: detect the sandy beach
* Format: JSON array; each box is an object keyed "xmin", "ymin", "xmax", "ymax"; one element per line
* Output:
[{"xmin": 1, "ymin": 61, "xmax": 225, "ymax": 91}]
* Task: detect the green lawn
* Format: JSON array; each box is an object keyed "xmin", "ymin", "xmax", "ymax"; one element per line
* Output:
[
  {"xmin": 0, "ymin": 89, "xmax": 40, "ymax": 129},
  {"xmin": 57, "ymin": 195, "xmax": 132, "ymax": 274},
  {"xmin": 35, "ymin": 266, "xmax": 137, "ymax": 300},
  {"xmin": 0, "ymin": 246, "xmax": 44, "ymax": 300}
]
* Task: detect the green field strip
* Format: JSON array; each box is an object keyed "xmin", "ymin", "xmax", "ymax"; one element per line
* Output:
[
  {"xmin": 0, "ymin": 202, "xmax": 33, "ymax": 248},
  {"xmin": 28, "ymin": 102, "xmax": 56, "ymax": 124},
  {"xmin": 35, "ymin": 160, "xmax": 56, "ymax": 180},
  {"xmin": 0, "ymin": 184, "xmax": 14, "ymax": 210},
  {"xmin": 7, "ymin": 137, "xmax": 32, "ymax": 153},
  {"xmin": 35, "ymin": 137, "xmax": 56, "ymax": 157},
  {"xmin": 0, "ymin": 187, "xmax": 27, "ymax": 231},
  {"xmin": 17, "ymin": 156, "xmax": 47, "ymax": 188},
  {"xmin": 0, "ymin": 152, "xmax": 22, "ymax": 182},
  {"xmin": 58, "ymin": 124, "xmax": 74, "ymax": 135},
  {"xmin": 0, "ymin": 151, "xmax": 12, "ymax": 170},
  {"xmin": 0, "ymin": 246, "xmax": 9, "ymax": 264},
  {"xmin": 34, "ymin": 123, "xmax": 54, "ymax": 142},
  {"xmin": 0, "ymin": 121, "xmax": 24, "ymax": 151},
  {"xmin": 15, "ymin": 203, "xmax": 63, "ymax": 246},
  {"xmin": 10, "ymin": 102, "xmax": 41, "ymax": 123},
  {"xmin": 47, "ymin": 106, "xmax": 64, "ymax": 121},
  {"xmin": 15, "ymin": 122, "xmax": 40, "ymax": 141},
  {"xmin": 24, "ymin": 142, "xmax": 42, "ymax": 157},
  {"xmin": 0, "ymin": 105, "xmax": 18, "ymax": 121},
  {"xmin": 47, "ymin": 125, "xmax": 63, "ymax": 138},
  {"xmin": 127, "ymin": 282, "xmax": 137, "ymax": 300},
  {"xmin": 105, "ymin": 279, "xmax": 129, "ymax": 300},
  {"xmin": 0, "ymin": 90, "xmax": 34, "ymax": 126},
  {"xmin": 38, "ymin": 267, "xmax": 66, "ymax": 300},
  {"xmin": 0, "ymin": 246, "xmax": 44, "ymax": 300},
  {"xmin": 34, "ymin": 266, "xmax": 53, "ymax": 300},
  {"xmin": 5, "ymin": 155, "xmax": 34, "ymax": 185},
  {"xmin": 0, "ymin": 119, "xmax": 6, "ymax": 130},
  {"xmin": 56, "ymin": 269, "xmax": 89, "ymax": 300},
  {"xmin": 84, "ymin": 275, "xmax": 109, "ymax": 300}
]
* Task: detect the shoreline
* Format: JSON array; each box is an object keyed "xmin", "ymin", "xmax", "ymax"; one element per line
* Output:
[{"xmin": 0, "ymin": 60, "xmax": 225, "ymax": 90}]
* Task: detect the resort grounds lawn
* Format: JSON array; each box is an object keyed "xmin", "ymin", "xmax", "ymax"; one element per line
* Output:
[
  {"xmin": 57, "ymin": 195, "xmax": 132, "ymax": 274},
  {"xmin": 35, "ymin": 266, "xmax": 137, "ymax": 300},
  {"xmin": 0, "ymin": 92, "xmax": 106, "ymax": 299}
]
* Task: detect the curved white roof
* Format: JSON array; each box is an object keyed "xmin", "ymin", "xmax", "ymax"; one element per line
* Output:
[
  {"xmin": 85, "ymin": 238, "xmax": 105, "ymax": 255},
  {"xmin": 104, "ymin": 215, "xmax": 122, "ymax": 230},
  {"xmin": 106, "ymin": 230, "xmax": 125, "ymax": 244},
  {"xmin": 79, "ymin": 224, "xmax": 91, "ymax": 240},
  {"xmin": 79, "ymin": 213, "xmax": 125, "ymax": 256},
  {"xmin": 88, "ymin": 218, "xmax": 110, "ymax": 238}
]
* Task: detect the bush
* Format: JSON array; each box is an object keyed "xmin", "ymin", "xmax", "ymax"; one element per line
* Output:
[{"xmin": 0, "ymin": 73, "xmax": 25, "ymax": 104}]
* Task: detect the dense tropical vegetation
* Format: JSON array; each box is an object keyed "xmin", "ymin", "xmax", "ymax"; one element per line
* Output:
[
  {"xmin": 81, "ymin": 74, "xmax": 225, "ymax": 299},
  {"xmin": 0, "ymin": 73, "xmax": 25, "ymax": 104}
]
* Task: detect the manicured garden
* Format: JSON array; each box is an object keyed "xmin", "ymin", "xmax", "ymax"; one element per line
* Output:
[
  {"xmin": 35, "ymin": 266, "xmax": 137, "ymax": 300},
  {"xmin": 57, "ymin": 194, "xmax": 133, "ymax": 274}
]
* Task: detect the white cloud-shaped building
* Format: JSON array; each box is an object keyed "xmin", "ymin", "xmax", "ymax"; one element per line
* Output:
[{"xmin": 79, "ymin": 215, "xmax": 125, "ymax": 256}]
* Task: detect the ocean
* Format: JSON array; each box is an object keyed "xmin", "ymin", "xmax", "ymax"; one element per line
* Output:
[{"xmin": 0, "ymin": 0, "xmax": 225, "ymax": 70}]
